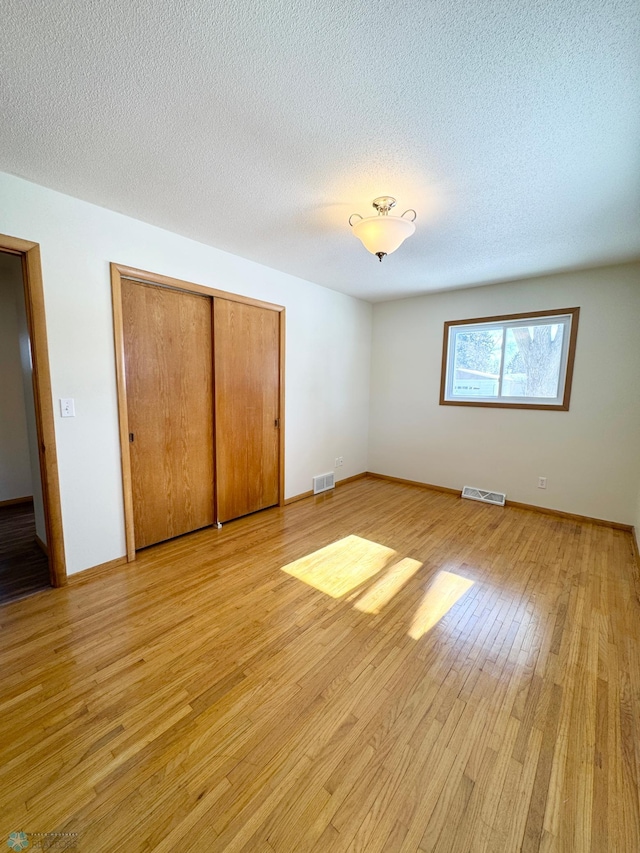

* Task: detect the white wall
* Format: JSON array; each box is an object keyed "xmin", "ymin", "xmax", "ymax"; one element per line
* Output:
[
  {"xmin": 0, "ymin": 258, "xmax": 32, "ymax": 501},
  {"xmin": 369, "ymin": 263, "xmax": 640, "ymax": 525},
  {"xmin": 0, "ymin": 172, "xmax": 372, "ymax": 574}
]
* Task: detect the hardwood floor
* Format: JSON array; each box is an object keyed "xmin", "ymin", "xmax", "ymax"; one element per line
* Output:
[
  {"xmin": 0, "ymin": 501, "xmax": 50, "ymax": 603},
  {"xmin": 1, "ymin": 477, "xmax": 639, "ymax": 851}
]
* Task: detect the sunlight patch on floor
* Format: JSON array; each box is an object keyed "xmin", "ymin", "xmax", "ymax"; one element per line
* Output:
[
  {"xmin": 282, "ymin": 538, "xmax": 473, "ymax": 632},
  {"xmin": 408, "ymin": 570, "xmax": 474, "ymax": 639},
  {"xmin": 353, "ymin": 557, "xmax": 422, "ymax": 614},
  {"xmin": 281, "ymin": 535, "xmax": 397, "ymax": 598}
]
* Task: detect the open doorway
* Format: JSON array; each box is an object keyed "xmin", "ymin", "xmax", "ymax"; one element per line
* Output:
[
  {"xmin": 0, "ymin": 252, "xmax": 49, "ymax": 599},
  {"xmin": 0, "ymin": 235, "xmax": 66, "ymax": 600}
]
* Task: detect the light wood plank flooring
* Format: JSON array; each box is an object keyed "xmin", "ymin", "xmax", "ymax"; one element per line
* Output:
[{"xmin": 1, "ymin": 477, "xmax": 639, "ymax": 852}]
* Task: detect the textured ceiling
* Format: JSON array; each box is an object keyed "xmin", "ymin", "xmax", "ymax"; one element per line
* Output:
[{"xmin": 1, "ymin": 0, "xmax": 639, "ymax": 301}]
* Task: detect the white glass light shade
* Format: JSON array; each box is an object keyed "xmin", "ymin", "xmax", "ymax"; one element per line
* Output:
[{"xmin": 351, "ymin": 215, "xmax": 415, "ymax": 256}]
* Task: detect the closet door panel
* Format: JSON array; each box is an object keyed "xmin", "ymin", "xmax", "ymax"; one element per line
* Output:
[
  {"xmin": 122, "ymin": 280, "xmax": 214, "ymax": 548},
  {"xmin": 214, "ymin": 299, "xmax": 280, "ymax": 522}
]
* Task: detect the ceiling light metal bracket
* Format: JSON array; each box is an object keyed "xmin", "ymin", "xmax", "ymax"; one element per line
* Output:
[{"xmin": 372, "ymin": 196, "xmax": 397, "ymax": 215}]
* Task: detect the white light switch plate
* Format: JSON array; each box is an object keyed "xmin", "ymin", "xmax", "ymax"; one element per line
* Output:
[{"xmin": 60, "ymin": 398, "xmax": 75, "ymax": 417}]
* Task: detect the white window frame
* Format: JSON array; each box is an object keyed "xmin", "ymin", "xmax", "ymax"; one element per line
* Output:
[{"xmin": 440, "ymin": 307, "xmax": 580, "ymax": 410}]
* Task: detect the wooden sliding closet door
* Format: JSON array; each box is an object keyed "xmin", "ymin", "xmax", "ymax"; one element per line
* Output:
[
  {"xmin": 122, "ymin": 280, "xmax": 214, "ymax": 549},
  {"xmin": 214, "ymin": 298, "xmax": 280, "ymax": 523}
]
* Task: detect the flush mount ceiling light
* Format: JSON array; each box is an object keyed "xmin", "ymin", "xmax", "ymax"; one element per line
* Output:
[{"xmin": 349, "ymin": 196, "xmax": 416, "ymax": 262}]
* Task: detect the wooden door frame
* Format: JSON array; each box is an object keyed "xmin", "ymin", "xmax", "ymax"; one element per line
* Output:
[
  {"xmin": 0, "ymin": 234, "xmax": 67, "ymax": 586},
  {"xmin": 110, "ymin": 263, "xmax": 286, "ymax": 561}
]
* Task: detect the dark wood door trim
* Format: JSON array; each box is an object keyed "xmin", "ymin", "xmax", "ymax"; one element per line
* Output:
[
  {"xmin": 110, "ymin": 263, "xmax": 286, "ymax": 560},
  {"xmin": 0, "ymin": 234, "xmax": 67, "ymax": 586}
]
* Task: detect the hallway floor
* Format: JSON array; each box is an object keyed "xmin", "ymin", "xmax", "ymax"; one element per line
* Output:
[{"xmin": 0, "ymin": 501, "xmax": 50, "ymax": 603}]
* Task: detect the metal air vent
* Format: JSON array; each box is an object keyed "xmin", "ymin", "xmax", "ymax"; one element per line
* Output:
[
  {"xmin": 461, "ymin": 486, "xmax": 506, "ymax": 506},
  {"xmin": 313, "ymin": 472, "xmax": 335, "ymax": 494}
]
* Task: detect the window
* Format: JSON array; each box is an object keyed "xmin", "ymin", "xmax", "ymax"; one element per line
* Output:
[{"xmin": 440, "ymin": 308, "xmax": 579, "ymax": 410}]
